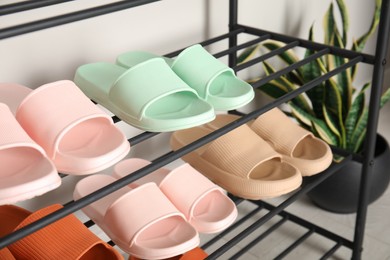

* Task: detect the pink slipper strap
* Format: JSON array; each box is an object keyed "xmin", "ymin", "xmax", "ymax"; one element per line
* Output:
[
  {"xmin": 250, "ymin": 108, "xmax": 312, "ymax": 156},
  {"xmin": 104, "ymin": 183, "xmax": 184, "ymax": 247},
  {"xmin": 0, "ymin": 104, "xmax": 44, "ymax": 154},
  {"xmin": 10, "ymin": 204, "xmax": 112, "ymax": 260},
  {"xmin": 16, "ymin": 80, "xmax": 112, "ymax": 159},
  {"xmin": 201, "ymin": 124, "xmax": 281, "ymax": 178},
  {"xmin": 159, "ymin": 163, "xmax": 221, "ymax": 220}
]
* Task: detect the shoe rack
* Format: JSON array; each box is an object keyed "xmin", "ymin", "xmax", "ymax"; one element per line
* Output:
[{"xmin": 1, "ymin": 1, "xmax": 389, "ymax": 259}]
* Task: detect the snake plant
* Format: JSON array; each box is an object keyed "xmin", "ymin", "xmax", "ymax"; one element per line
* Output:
[{"xmin": 239, "ymin": 0, "xmax": 390, "ymax": 155}]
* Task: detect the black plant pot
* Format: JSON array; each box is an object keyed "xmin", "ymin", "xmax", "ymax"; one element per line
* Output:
[{"xmin": 307, "ymin": 134, "xmax": 390, "ymax": 214}]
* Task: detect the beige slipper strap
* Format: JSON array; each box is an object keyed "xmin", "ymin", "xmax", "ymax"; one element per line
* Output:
[
  {"xmin": 250, "ymin": 108, "xmax": 311, "ymax": 156},
  {"xmin": 201, "ymin": 124, "xmax": 280, "ymax": 178}
]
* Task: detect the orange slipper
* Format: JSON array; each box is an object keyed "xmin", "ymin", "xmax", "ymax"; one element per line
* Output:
[
  {"xmin": 0, "ymin": 204, "xmax": 123, "ymax": 260},
  {"xmin": 129, "ymin": 247, "xmax": 208, "ymax": 260},
  {"xmin": 0, "ymin": 247, "xmax": 15, "ymax": 260}
]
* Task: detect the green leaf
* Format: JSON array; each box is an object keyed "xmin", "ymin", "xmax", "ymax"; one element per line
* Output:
[
  {"xmin": 237, "ymin": 45, "xmax": 260, "ymax": 64},
  {"xmin": 380, "ymin": 88, "xmax": 390, "ymax": 107},
  {"xmin": 335, "ymin": 0, "xmax": 349, "ymax": 46},
  {"xmin": 350, "ymin": 108, "xmax": 368, "ymax": 153},
  {"xmin": 324, "ymin": 79, "xmax": 343, "ymax": 118},
  {"xmin": 322, "ymin": 104, "xmax": 341, "ymax": 140},
  {"xmin": 354, "ymin": 0, "xmax": 381, "ymax": 52},
  {"xmin": 263, "ymin": 41, "xmax": 300, "ymax": 65},
  {"xmin": 349, "ymin": 87, "xmax": 389, "ymax": 153},
  {"xmin": 332, "ymin": 29, "xmax": 353, "ymax": 116},
  {"xmin": 350, "ymin": 0, "xmax": 380, "ymax": 87},
  {"xmin": 324, "ymin": 78, "xmax": 346, "ymax": 147},
  {"xmin": 290, "ymin": 102, "xmax": 339, "ymax": 146},
  {"xmin": 312, "ymin": 120, "xmax": 339, "ymax": 146},
  {"xmin": 351, "ymin": 40, "xmax": 359, "ymax": 80},
  {"xmin": 262, "ymin": 61, "xmax": 312, "ymax": 113},
  {"xmin": 262, "ymin": 41, "xmax": 305, "ymax": 82},
  {"xmin": 258, "ymin": 81, "xmax": 288, "ymax": 99},
  {"xmin": 345, "ymin": 83, "xmax": 369, "ymax": 151},
  {"xmin": 302, "ymin": 25, "xmax": 325, "ymax": 118},
  {"xmin": 323, "ymin": 3, "xmax": 335, "ymax": 46}
]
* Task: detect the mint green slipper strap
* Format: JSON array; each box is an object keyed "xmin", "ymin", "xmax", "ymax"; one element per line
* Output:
[
  {"xmin": 109, "ymin": 58, "xmax": 199, "ymax": 120},
  {"xmin": 170, "ymin": 44, "xmax": 235, "ymax": 99}
]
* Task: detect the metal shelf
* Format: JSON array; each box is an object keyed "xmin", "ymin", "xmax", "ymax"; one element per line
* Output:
[{"xmin": 1, "ymin": 1, "xmax": 389, "ymax": 259}]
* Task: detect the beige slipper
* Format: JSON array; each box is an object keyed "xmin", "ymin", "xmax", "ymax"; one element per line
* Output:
[
  {"xmin": 170, "ymin": 124, "xmax": 302, "ymax": 200},
  {"xmin": 205, "ymin": 108, "xmax": 333, "ymax": 176}
]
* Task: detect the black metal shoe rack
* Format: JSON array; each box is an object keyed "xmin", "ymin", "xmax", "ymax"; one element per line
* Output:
[{"xmin": 0, "ymin": 1, "xmax": 389, "ymax": 259}]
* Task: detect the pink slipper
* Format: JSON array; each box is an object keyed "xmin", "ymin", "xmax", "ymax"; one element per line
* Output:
[
  {"xmin": 0, "ymin": 103, "xmax": 61, "ymax": 205},
  {"xmin": 113, "ymin": 158, "xmax": 238, "ymax": 233},
  {"xmin": 74, "ymin": 174, "xmax": 199, "ymax": 260},
  {"xmin": 0, "ymin": 81, "xmax": 130, "ymax": 175},
  {"xmin": 205, "ymin": 109, "xmax": 333, "ymax": 176}
]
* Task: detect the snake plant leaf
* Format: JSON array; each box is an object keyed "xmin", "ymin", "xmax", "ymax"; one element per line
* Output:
[
  {"xmin": 324, "ymin": 78, "xmax": 343, "ymax": 118},
  {"xmin": 262, "ymin": 61, "xmax": 312, "ymax": 113},
  {"xmin": 263, "ymin": 41, "xmax": 299, "ymax": 65},
  {"xmin": 322, "ymin": 104, "xmax": 342, "ymax": 145},
  {"xmin": 380, "ymin": 88, "xmax": 390, "ymax": 107},
  {"xmin": 335, "ymin": 0, "xmax": 349, "ymax": 46},
  {"xmin": 324, "ymin": 78, "xmax": 346, "ymax": 146},
  {"xmin": 345, "ymin": 83, "xmax": 369, "ymax": 151},
  {"xmin": 354, "ymin": 0, "xmax": 381, "ymax": 52},
  {"xmin": 351, "ymin": 40, "xmax": 359, "ymax": 81},
  {"xmin": 262, "ymin": 41, "xmax": 305, "ymax": 84},
  {"xmin": 302, "ymin": 25, "xmax": 325, "ymax": 118},
  {"xmin": 350, "ymin": 87, "xmax": 390, "ymax": 153},
  {"xmin": 350, "ymin": 108, "xmax": 368, "ymax": 153},
  {"xmin": 290, "ymin": 102, "xmax": 339, "ymax": 146},
  {"xmin": 259, "ymin": 81, "xmax": 289, "ymax": 99},
  {"xmin": 323, "ymin": 2, "xmax": 335, "ymax": 46},
  {"xmin": 237, "ymin": 44, "xmax": 260, "ymax": 65},
  {"xmin": 350, "ymin": 0, "xmax": 381, "ymax": 82},
  {"xmin": 333, "ymin": 29, "xmax": 353, "ymax": 115}
]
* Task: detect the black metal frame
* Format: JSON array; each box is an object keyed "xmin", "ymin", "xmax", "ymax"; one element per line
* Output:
[{"xmin": 0, "ymin": 0, "xmax": 389, "ymax": 259}]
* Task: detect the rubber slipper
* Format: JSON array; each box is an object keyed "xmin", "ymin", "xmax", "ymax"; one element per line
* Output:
[
  {"xmin": 0, "ymin": 103, "xmax": 61, "ymax": 205},
  {"xmin": 73, "ymin": 174, "xmax": 199, "ymax": 260},
  {"xmin": 74, "ymin": 58, "xmax": 215, "ymax": 132},
  {"xmin": 128, "ymin": 246, "xmax": 208, "ymax": 260},
  {"xmin": 0, "ymin": 204, "xmax": 123, "ymax": 260},
  {"xmin": 0, "ymin": 247, "xmax": 16, "ymax": 260},
  {"xmin": 0, "ymin": 81, "xmax": 130, "ymax": 175},
  {"xmin": 205, "ymin": 109, "xmax": 333, "ymax": 176},
  {"xmin": 116, "ymin": 44, "xmax": 255, "ymax": 111},
  {"xmin": 112, "ymin": 158, "xmax": 238, "ymax": 234},
  {"xmin": 170, "ymin": 124, "xmax": 302, "ymax": 200}
]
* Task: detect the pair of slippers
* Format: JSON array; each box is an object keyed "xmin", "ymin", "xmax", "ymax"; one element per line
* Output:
[
  {"xmin": 171, "ymin": 108, "xmax": 333, "ymax": 200},
  {"xmin": 0, "ymin": 204, "xmax": 123, "ymax": 259},
  {"xmin": 0, "ymin": 81, "xmax": 130, "ymax": 205},
  {"xmin": 74, "ymin": 158, "xmax": 237, "ymax": 259},
  {"xmin": 74, "ymin": 44, "xmax": 254, "ymax": 132}
]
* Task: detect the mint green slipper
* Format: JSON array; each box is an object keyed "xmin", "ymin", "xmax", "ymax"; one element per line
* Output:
[
  {"xmin": 116, "ymin": 44, "xmax": 255, "ymax": 111},
  {"xmin": 74, "ymin": 58, "xmax": 215, "ymax": 132}
]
